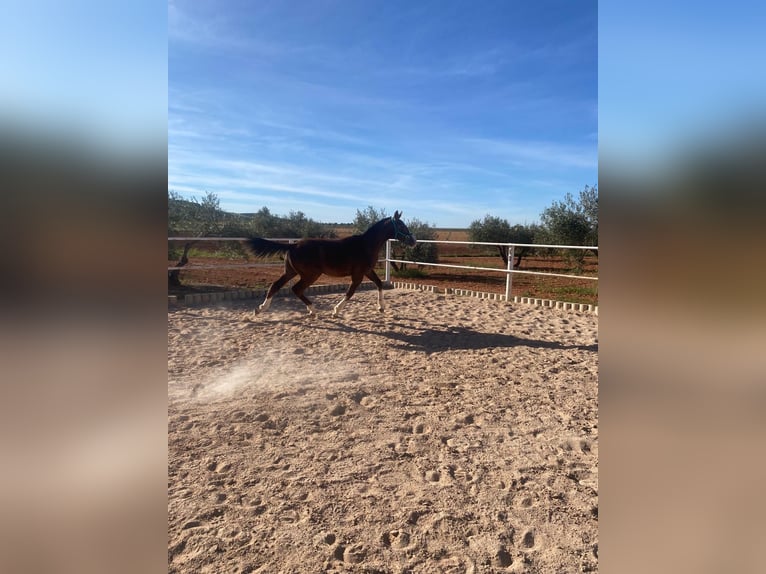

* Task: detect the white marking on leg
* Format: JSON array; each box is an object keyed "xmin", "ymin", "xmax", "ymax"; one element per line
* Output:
[
  {"xmin": 259, "ymin": 297, "xmax": 272, "ymax": 312},
  {"xmin": 378, "ymin": 289, "xmax": 384, "ymax": 312},
  {"xmin": 333, "ymin": 296, "xmax": 348, "ymax": 316}
]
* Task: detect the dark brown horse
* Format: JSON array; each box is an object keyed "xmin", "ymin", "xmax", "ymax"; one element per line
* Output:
[{"xmin": 247, "ymin": 211, "xmax": 416, "ymax": 316}]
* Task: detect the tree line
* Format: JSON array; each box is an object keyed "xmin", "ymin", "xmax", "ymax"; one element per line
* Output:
[
  {"xmin": 168, "ymin": 191, "xmax": 336, "ymax": 239},
  {"xmin": 168, "ymin": 185, "xmax": 597, "ymax": 248},
  {"xmin": 168, "ymin": 191, "xmax": 337, "ymax": 286},
  {"xmin": 468, "ymin": 185, "xmax": 598, "ymax": 269}
]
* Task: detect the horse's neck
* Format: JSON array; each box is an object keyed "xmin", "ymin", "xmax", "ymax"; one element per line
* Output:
[{"xmin": 363, "ymin": 220, "xmax": 393, "ymax": 252}]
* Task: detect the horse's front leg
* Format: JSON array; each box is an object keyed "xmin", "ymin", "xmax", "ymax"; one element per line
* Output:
[{"xmin": 333, "ymin": 275, "xmax": 363, "ymax": 316}]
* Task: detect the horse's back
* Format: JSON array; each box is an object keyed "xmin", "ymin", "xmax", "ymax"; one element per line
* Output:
[{"xmin": 290, "ymin": 236, "xmax": 374, "ymax": 276}]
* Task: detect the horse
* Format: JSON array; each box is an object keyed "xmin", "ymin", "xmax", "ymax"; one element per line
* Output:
[{"xmin": 246, "ymin": 211, "xmax": 416, "ymax": 316}]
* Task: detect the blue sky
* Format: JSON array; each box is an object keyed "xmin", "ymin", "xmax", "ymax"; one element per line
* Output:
[{"xmin": 169, "ymin": 0, "xmax": 597, "ymax": 227}]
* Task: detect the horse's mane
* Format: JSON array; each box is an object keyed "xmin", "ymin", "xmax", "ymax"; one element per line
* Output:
[{"xmin": 362, "ymin": 217, "xmax": 391, "ymax": 237}]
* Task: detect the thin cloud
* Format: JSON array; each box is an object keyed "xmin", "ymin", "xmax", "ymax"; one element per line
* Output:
[{"xmin": 169, "ymin": 2, "xmax": 597, "ymax": 227}]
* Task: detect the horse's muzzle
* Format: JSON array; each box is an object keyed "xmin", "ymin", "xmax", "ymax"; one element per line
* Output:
[{"xmin": 405, "ymin": 235, "xmax": 417, "ymax": 247}]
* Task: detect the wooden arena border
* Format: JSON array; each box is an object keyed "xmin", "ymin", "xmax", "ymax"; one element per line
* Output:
[{"xmin": 169, "ymin": 281, "xmax": 597, "ymax": 314}]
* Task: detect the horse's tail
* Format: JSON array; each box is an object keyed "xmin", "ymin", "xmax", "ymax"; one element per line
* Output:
[{"xmin": 245, "ymin": 237, "xmax": 292, "ymax": 258}]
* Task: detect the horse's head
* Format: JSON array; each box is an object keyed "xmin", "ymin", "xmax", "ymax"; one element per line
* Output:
[{"xmin": 391, "ymin": 210, "xmax": 417, "ymax": 247}]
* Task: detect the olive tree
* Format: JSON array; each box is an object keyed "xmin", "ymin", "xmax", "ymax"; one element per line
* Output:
[
  {"xmin": 539, "ymin": 185, "xmax": 598, "ymax": 270},
  {"xmin": 168, "ymin": 191, "xmax": 225, "ymax": 287},
  {"xmin": 540, "ymin": 185, "xmax": 598, "ymax": 247},
  {"xmin": 468, "ymin": 215, "xmax": 537, "ymax": 268}
]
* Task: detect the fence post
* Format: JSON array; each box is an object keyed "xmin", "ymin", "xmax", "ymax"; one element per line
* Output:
[
  {"xmin": 505, "ymin": 245, "xmax": 514, "ymax": 301},
  {"xmin": 385, "ymin": 239, "xmax": 392, "ymax": 283}
]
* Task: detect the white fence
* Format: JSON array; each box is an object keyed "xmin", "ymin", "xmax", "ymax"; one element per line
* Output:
[
  {"xmin": 384, "ymin": 239, "xmax": 597, "ymax": 301},
  {"xmin": 169, "ymin": 237, "xmax": 597, "ymax": 302}
]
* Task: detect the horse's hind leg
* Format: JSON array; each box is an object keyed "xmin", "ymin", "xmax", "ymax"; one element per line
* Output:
[
  {"xmin": 257, "ymin": 268, "xmax": 296, "ymax": 314},
  {"xmin": 291, "ymin": 274, "xmax": 319, "ymax": 315},
  {"xmin": 365, "ymin": 269, "xmax": 385, "ymax": 312},
  {"xmin": 333, "ymin": 274, "xmax": 363, "ymax": 317}
]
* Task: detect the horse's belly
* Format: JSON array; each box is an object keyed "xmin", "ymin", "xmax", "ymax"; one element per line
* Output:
[
  {"xmin": 323, "ymin": 266, "xmax": 354, "ymax": 277},
  {"xmin": 321, "ymin": 258, "xmax": 375, "ymax": 277}
]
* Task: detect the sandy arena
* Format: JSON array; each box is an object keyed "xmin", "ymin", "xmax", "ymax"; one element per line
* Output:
[{"xmin": 168, "ymin": 288, "xmax": 598, "ymax": 573}]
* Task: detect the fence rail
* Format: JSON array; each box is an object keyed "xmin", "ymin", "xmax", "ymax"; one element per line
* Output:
[
  {"xmin": 404, "ymin": 239, "xmax": 597, "ymax": 250},
  {"xmin": 384, "ymin": 239, "xmax": 597, "ymax": 301},
  {"xmin": 168, "ymin": 236, "xmax": 598, "ymax": 301}
]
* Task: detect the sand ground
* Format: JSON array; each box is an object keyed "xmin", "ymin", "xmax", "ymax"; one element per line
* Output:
[{"xmin": 168, "ymin": 289, "xmax": 598, "ymax": 573}]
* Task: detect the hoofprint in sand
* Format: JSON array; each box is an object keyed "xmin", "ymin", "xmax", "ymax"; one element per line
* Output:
[{"xmin": 168, "ymin": 290, "xmax": 598, "ymax": 573}]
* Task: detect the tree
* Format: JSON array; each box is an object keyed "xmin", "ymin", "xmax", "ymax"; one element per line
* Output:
[
  {"xmin": 282, "ymin": 210, "xmax": 334, "ymax": 238},
  {"xmin": 507, "ymin": 223, "xmax": 538, "ymax": 267},
  {"xmin": 579, "ymin": 185, "xmax": 598, "ymax": 246},
  {"xmin": 249, "ymin": 206, "xmax": 280, "ymax": 237},
  {"xmin": 168, "ymin": 190, "xmax": 224, "ymax": 237},
  {"xmin": 469, "ymin": 215, "xmax": 511, "ymax": 243},
  {"xmin": 168, "ymin": 191, "xmax": 225, "ymax": 287},
  {"xmin": 353, "ymin": 206, "xmax": 388, "ymax": 234},
  {"xmin": 212, "ymin": 205, "xmax": 336, "ymax": 239},
  {"xmin": 468, "ymin": 215, "xmax": 537, "ymax": 268},
  {"xmin": 539, "ymin": 185, "xmax": 598, "ymax": 270},
  {"xmin": 540, "ymin": 185, "xmax": 598, "ymax": 247}
]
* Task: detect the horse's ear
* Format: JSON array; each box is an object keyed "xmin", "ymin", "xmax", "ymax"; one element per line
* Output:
[{"xmin": 394, "ymin": 210, "xmax": 401, "ymax": 220}]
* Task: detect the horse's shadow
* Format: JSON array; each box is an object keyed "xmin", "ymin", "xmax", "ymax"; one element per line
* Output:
[
  {"xmin": 176, "ymin": 304, "xmax": 597, "ymax": 354},
  {"xmin": 305, "ymin": 318, "xmax": 597, "ymax": 354}
]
